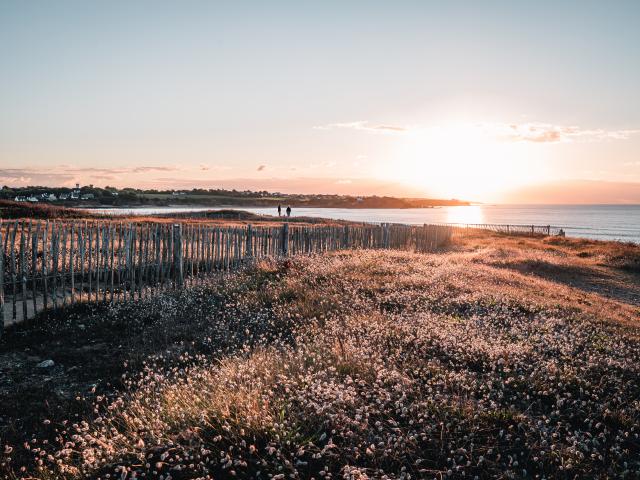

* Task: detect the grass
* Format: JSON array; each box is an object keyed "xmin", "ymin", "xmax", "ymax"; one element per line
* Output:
[
  {"xmin": 0, "ymin": 200, "xmax": 351, "ymax": 226},
  {"xmin": 0, "ymin": 201, "xmax": 101, "ymax": 220},
  {"xmin": 0, "ymin": 233, "xmax": 639, "ymax": 479}
]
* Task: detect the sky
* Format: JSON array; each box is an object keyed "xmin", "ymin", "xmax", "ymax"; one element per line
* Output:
[{"xmin": 1, "ymin": 0, "xmax": 639, "ymax": 203}]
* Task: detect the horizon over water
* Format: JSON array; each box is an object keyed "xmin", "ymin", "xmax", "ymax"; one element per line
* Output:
[{"xmin": 93, "ymin": 204, "xmax": 640, "ymax": 243}]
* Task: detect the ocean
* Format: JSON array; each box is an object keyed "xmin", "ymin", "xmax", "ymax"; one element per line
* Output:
[{"xmin": 92, "ymin": 204, "xmax": 640, "ymax": 243}]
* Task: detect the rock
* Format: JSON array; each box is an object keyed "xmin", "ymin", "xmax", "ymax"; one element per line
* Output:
[{"xmin": 37, "ymin": 359, "xmax": 55, "ymax": 368}]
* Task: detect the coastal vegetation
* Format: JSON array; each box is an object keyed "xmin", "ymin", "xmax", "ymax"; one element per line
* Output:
[
  {"xmin": 1, "ymin": 230, "xmax": 638, "ymax": 478},
  {"xmin": 1, "ymin": 186, "xmax": 469, "ymax": 209},
  {"xmin": 0, "ymin": 200, "xmax": 349, "ymax": 225}
]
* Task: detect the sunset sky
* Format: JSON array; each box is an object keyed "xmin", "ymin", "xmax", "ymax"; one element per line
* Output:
[{"xmin": 1, "ymin": 1, "xmax": 639, "ymax": 203}]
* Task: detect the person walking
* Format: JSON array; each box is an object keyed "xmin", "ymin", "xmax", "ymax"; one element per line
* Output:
[
  {"xmin": 286, "ymin": 205, "xmax": 291, "ymax": 217},
  {"xmin": 277, "ymin": 204, "xmax": 282, "ymax": 217}
]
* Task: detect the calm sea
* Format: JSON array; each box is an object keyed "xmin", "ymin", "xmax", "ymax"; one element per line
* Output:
[{"xmin": 92, "ymin": 205, "xmax": 640, "ymax": 243}]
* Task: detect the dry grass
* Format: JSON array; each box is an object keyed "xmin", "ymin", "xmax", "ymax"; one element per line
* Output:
[
  {"xmin": 0, "ymin": 201, "xmax": 100, "ymax": 220},
  {"xmin": 1, "ymin": 234, "xmax": 639, "ymax": 479},
  {"xmin": 0, "ymin": 200, "xmax": 348, "ymax": 227},
  {"xmin": 457, "ymin": 229, "xmax": 640, "ymax": 272}
]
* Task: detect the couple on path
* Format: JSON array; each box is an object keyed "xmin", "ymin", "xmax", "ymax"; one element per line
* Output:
[{"xmin": 277, "ymin": 204, "xmax": 291, "ymax": 217}]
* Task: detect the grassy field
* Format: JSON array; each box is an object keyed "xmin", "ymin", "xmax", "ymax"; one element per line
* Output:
[{"xmin": 0, "ymin": 232, "xmax": 639, "ymax": 478}]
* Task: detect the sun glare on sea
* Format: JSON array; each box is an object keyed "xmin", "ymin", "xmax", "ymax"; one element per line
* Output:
[
  {"xmin": 384, "ymin": 123, "xmax": 541, "ymax": 201},
  {"xmin": 446, "ymin": 205, "xmax": 484, "ymax": 224}
]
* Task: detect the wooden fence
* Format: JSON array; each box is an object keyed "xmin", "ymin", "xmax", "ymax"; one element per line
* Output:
[
  {"xmin": 0, "ymin": 220, "xmax": 454, "ymax": 329},
  {"xmin": 448, "ymin": 223, "xmax": 561, "ymax": 236}
]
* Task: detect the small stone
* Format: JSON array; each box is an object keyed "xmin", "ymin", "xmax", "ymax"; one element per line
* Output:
[{"xmin": 37, "ymin": 360, "xmax": 55, "ymax": 368}]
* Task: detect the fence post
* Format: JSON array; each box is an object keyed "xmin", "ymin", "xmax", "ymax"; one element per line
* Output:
[
  {"xmin": 282, "ymin": 223, "xmax": 289, "ymax": 256},
  {"xmin": 20, "ymin": 223, "xmax": 28, "ymax": 321},
  {"xmin": 173, "ymin": 224, "xmax": 183, "ymax": 287},
  {"xmin": 246, "ymin": 224, "xmax": 253, "ymax": 259},
  {"xmin": 0, "ymin": 223, "xmax": 4, "ymax": 338},
  {"xmin": 547, "ymin": 225, "xmax": 551, "ymax": 236}
]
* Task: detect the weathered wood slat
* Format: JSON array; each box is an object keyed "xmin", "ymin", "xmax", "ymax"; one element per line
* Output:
[
  {"xmin": 87, "ymin": 226, "xmax": 93, "ymax": 301},
  {"xmin": 95, "ymin": 224, "xmax": 101, "ymax": 302},
  {"xmin": 0, "ymin": 222, "xmax": 4, "ymax": 333},
  {"xmin": 109, "ymin": 225, "xmax": 115, "ymax": 303},
  {"xmin": 70, "ymin": 224, "xmax": 75, "ymax": 304},
  {"xmin": 51, "ymin": 224, "xmax": 59, "ymax": 309},
  {"xmin": 31, "ymin": 223, "xmax": 39, "ymax": 313},
  {"xmin": 10, "ymin": 222, "xmax": 18, "ymax": 320},
  {"xmin": 117, "ymin": 224, "xmax": 124, "ymax": 302},
  {"xmin": 79, "ymin": 225, "xmax": 86, "ymax": 303},
  {"xmin": 61, "ymin": 225, "xmax": 68, "ymax": 306},
  {"xmin": 173, "ymin": 224, "xmax": 183, "ymax": 287},
  {"xmin": 20, "ymin": 222, "xmax": 28, "ymax": 321}
]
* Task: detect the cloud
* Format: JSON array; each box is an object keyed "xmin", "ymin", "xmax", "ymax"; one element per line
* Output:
[
  {"xmin": 0, "ymin": 165, "xmax": 181, "ymax": 187},
  {"xmin": 335, "ymin": 179, "xmax": 352, "ymax": 184},
  {"xmin": 199, "ymin": 164, "xmax": 210, "ymax": 171},
  {"xmin": 492, "ymin": 123, "xmax": 640, "ymax": 143},
  {"xmin": 46, "ymin": 165, "xmax": 180, "ymax": 175},
  {"xmin": 314, "ymin": 121, "xmax": 409, "ymax": 134},
  {"xmin": 130, "ymin": 166, "xmax": 178, "ymax": 173},
  {"xmin": 0, "ymin": 168, "xmax": 77, "ymax": 185},
  {"xmin": 257, "ymin": 164, "xmax": 267, "ymax": 171},
  {"xmin": 316, "ymin": 119, "xmax": 639, "ymax": 143}
]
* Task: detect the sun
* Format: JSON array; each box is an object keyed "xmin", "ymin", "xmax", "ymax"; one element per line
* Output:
[{"xmin": 382, "ymin": 123, "xmax": 541, "ymax": 201}]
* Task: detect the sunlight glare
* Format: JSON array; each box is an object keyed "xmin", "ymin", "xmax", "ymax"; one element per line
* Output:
[
  {"xmin": 446, "ymin": 205, "xmax": 484, "ymax": 224},
  {"xmin": 384, "ymin": 123, "xmax": 544, "ymax": 201}
]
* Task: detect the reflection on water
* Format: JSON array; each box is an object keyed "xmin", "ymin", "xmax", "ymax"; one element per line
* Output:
[{"xmin": 446, "ymin": 205, "xmax": 484, "ymax": 225}]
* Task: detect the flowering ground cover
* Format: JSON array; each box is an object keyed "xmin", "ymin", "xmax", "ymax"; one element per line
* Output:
[{"xmin": 1, "ymin": 233, "xmax": 639, "ymax": 479}]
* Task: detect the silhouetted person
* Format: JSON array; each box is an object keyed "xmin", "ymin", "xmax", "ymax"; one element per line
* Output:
[
  {"xmin": 277, "ymin": 204, "xmax": 282, "ymax": 216},
  {"xmin": 286, "ymin": 205, "xmax": 291, "ymax": 217}
]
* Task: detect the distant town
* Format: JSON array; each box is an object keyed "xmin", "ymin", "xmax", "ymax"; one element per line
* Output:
[{"xmin": 1, "ymin": 184, "xmax": 470, "ymax": 209}]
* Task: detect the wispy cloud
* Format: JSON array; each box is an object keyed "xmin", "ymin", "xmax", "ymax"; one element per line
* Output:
[
  {"xmin": 0, "ymin": 169, "xmax": 76, "ymax": 185},
  {"xmin": 492, "ymin": 123, "xmax": 640, "ymax": 143},
  {"xmin": 314, "ymin": 121, "xmax": 409, "ymax": 134},
  {"xmin": 316, "ymin": 119, "xmax": 640, "ymax": 144},
  {"xmin": 0, "ymin": 165, "xmax": 181, "ymax": 186},
  {"xmin": 196, "ymin": 163, "xmax": 233, "ymax": 172},
  {"xmin": 62, "ymin": 165, "xmax": 180, "ymax": 175},
  {"xmin": 257, "ymin": 164, "xmax": 267, "ymax": 171}
]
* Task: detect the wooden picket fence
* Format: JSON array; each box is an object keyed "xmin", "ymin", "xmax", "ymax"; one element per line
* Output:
[
  {"xmin": 448, "ymin": 223, "xmax": 561, "ymax": 236},
  {"xmin": 0, "ymin": 220, "xmax": 454, "ymax": 329}
]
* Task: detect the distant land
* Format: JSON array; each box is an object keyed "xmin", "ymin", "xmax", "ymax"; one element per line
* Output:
[{"xmin": 0, "ymin": 185, "xmax": 470, "ymax": 209}]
